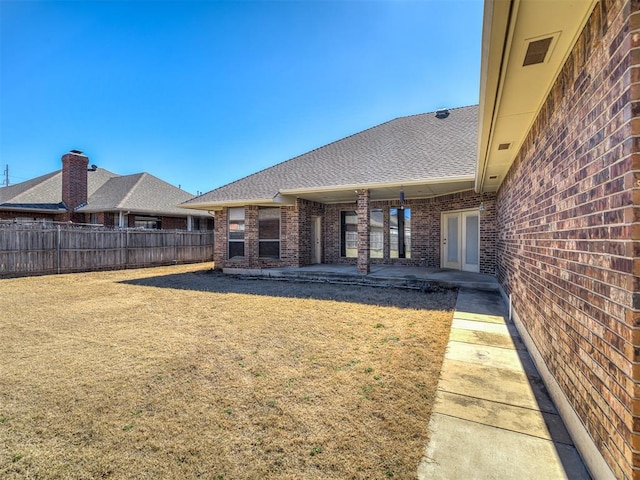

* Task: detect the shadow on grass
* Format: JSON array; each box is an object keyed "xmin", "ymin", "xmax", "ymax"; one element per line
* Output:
[{"xmin": 119, "ymin": 269, "xmax": 457, "ymax": 310}]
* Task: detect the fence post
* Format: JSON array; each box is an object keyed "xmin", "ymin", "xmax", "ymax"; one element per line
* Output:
[
  {"xmin": 175, "ymin": 231, "xmax": 179, "ymax": 264},
  {"xmin": 56, "ymin": 225, "xmax": 61, "ymax": 274}
]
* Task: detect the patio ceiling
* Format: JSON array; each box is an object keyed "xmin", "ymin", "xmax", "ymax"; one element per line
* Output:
[
  {"xmin": 476, "ymin": 0, "xmax": 597, "ymax": 193},
  {"xmin": 279, "ymin": 176, "xmax": 476, "ymax": 204}
]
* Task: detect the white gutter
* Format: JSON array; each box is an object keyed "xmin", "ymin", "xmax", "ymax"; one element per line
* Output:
[{"xmin": 476, "ymin": 0, "xmax": 518, "ymax": 194}]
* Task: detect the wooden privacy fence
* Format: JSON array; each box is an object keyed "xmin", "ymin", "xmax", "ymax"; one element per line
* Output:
[{"xmin": 0, "ymin": 224, "xmax": 214, "ymax": 276}]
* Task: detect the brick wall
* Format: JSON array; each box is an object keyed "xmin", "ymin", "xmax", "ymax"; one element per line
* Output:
[
  {"xmin": 61, "ymin": 152, "xmax": 88, "ymax": 223},
  {"xmin": 323, "ymin": 190, "xmax": 496, "ymax": 273},
  {"xmin": 496, "ymin": 2, "xmax": 639, "ymax": 477},
  {"xmin": 296, "ymin": 199, "xmax": 324, "ymax": 265},
  {"xmin": 213, "ymin": 205, "xmax": 299, "ymax": 270},
  {"xmin": 213, "ymin": 208, "xmax": 227, "ymax": 270},
  {"xmin": 209, "ymin": 190, "xmax": 497, "ymax": 273},
  {"xmin": 161, "ymin": 216, "xmax": 187, "ymax": 230},
  {"xmin": 0, "ymin": 211, "xmax": 58, "ymax": 222}
]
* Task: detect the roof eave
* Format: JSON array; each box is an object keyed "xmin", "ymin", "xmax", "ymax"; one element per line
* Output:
[
  {"xmin": 0, "ymin": 204, "xmax": 67, "ymax": 213},
  {"xmin": 178, "ymin": 197, "xmax": 286, "ymax": 212},
  {"xmin": 476, "ymin": 0, "xmax": 514, "ymax": 193},
  {"xmin": 280, "ymin": 176, "xmax": 477, "ymax": 196}
]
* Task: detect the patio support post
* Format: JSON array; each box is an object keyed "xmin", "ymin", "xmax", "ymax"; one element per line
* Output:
[{"xmin": 357, "ymin": 189, "xmax": 370, "ymax": 274}]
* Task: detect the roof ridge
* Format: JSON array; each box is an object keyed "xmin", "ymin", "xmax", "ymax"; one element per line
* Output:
[{"xmin": 115, "ymin": 172, "xmax": 146, "ymax": 209}]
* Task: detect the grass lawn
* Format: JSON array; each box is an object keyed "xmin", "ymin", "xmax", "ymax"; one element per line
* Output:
[{"xmin": 0, "ymin": 264, "xmax": 456, "ymax": 479}]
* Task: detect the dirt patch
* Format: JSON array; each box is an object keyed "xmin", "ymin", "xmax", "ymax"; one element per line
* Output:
[{"xmin": 0, "ymin": 263, "xmax": 455, "ymax": 479}]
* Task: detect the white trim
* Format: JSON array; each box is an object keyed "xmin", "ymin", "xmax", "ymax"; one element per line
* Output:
[
  {"xmin": 498, "ymin": 285, "xmax": 616, "ymax": 480},
  {"xmin": 280, "ymin": 175, "xmax": 476, "ymax": 196}
]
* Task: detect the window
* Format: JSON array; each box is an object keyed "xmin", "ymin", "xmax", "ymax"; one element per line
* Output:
[
  {"xmin": 370, "ymin": 209, "xmax": 383, "ymax": 258},
  {"xmin": 135, "ymin": 215, "xmax": 161, "ymax": 229},
  {"xmin": 228, "ymin": 207, "xmax": 245, "ymax": 259},
  {"xmin": 390, "ymin": 207, "xmax": 411, "ymax": 259},
  {"xmin": 340, "ymin": 211, "xmax": 357, "ymax": 258},
  {"xmin": 259, "ymin": 207, "xmax": 280, "ymax": 259}
]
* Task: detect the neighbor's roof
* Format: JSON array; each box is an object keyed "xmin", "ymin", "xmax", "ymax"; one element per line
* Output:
[
  {"xmin": 182, "ymin": 105, "xmax": 478, "ymax": 208},
  {"xmin": 0, "ymin": 167, "xmax": 209, "ymax": 217},
  {"xmin": 0, "ymin": 168, "xmax": 117, "ymax": 211},
  {"xmin": 78, "ymin": 172, "xmax": 208, "ymax": 217}
]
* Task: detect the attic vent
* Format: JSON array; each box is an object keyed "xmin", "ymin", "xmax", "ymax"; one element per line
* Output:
[
  {"xmin": 498, "ymin": 143, "xmax": 511, "ymax": 150},
  {"xmin": 523, "ymin": 37, "xmax": 553, "ymax": 66},
  {"xmin": 489, "ymin": 175, "xmax": 499, "ymax": 180},
  {"xmin": 435, "ymin": 109, "xmax": 450, "ymax": 119}
]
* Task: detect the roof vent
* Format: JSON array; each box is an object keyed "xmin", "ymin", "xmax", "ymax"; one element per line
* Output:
[
  {"xmin": 498, "ymin": 143, "xmax": 511, "ymax": 150},
  {"xmin": 88, "ymin": 164, "xmax": 98, "ymax": 171},
  {"xmin": 435, "ymin": 109, "xmax": 450, "ymax": 119},
  {"xmin": 523, "ymin": 37, "xmax": 553, "ymax": 66}
]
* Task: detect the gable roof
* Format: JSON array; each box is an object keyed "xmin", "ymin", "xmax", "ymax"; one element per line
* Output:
[
  {"xmin": 0, "ymin": 166, "xmax": 209, "ymax": 217},
  {"xmin": 182, "ymin": 105, "xmax": 478, "ymax": 209}
]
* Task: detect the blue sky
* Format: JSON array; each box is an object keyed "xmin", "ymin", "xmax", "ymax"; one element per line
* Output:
[{"xmin": 1, "ymin": 0, "xmax": 483, "ymax": 196}]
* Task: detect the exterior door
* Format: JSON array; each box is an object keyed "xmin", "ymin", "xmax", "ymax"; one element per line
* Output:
[
  {"xmin": 310, "ymin": 216, "xmax": 322, "ymax": 264},
  {"xmin": 442, "ymin": 210, "xmax": 480, "ymax": 272}
]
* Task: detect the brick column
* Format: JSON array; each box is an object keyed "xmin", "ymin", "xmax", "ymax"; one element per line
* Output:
[
  {"xmin": 357, "ymin": 189, "xmax": 370, "ymax": 274},
  {"xmin": 213, "ymin": 208, "xmax": 227, "ymax": 271}
]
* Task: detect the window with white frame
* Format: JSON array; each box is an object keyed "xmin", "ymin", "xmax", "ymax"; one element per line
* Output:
[
  {"xmin": 258, "ymin": 207, "xmax": 280, "ymax": 259},
  {"xmin": 228, "ymin": 207, "xmax": 245, "ymax": 259}
]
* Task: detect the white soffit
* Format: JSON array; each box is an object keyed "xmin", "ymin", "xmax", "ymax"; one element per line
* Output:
[{"xmin": 477, "ymin": 0, "xmax": 597, "ymax": 193}]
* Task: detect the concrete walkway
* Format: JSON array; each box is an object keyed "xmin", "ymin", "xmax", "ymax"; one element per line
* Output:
[{"xmin": 418, "ymin": 289, "xmax": 591, "ymax": 479}]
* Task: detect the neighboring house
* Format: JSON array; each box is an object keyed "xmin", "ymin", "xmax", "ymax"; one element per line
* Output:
[
  {"xmin": 0, "ymin": 150, "xmax": 213, "ymax": 230},
  {"xmin": 180, "ymin": 105, "xmax": 497, "ymax": 274}
]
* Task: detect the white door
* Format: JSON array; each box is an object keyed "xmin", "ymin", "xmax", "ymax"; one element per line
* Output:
[
  {"xmin": 310, "ymin": 216, "xmax": 322, "ymax": 264},
  {"xmin": 442, "ymin": 210, "xmax": 480, "ymax": 272},
  {"xmin": 442, "ymin": 212, "xmax": 461, "ymax": 269}
]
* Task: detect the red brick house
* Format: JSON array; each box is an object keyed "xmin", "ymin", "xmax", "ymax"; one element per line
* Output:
[
  {"xmin": 183, "ymin": 1, "xmax": 640, "ymax": 478},
  {"xmin": 0, "ymin": 150, "xmax": 213, "ymax": 231},
  {"xmin": 181, "ymin": 105, "xmax": 497, "ymax": 275}
]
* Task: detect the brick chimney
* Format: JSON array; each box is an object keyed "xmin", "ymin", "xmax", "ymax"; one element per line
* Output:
[{"xmin": 61, "ymin": 150, "xmax": 89, "ymax": 222}]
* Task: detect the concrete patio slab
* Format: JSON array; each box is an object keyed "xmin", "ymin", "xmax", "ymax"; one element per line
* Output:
[
  {"xmin": 448, "ymin": 327, "xmax": 524, "ymax": 350},
  {"xmin": 223, "ymin": 264, "xmax": 501, "ymax": 291},
  {"xmin": 433, "ymin": 390, "xmax": 572, "ymax": 444},
  {"xmin": 418, "ymin": 414, "xmax": 590, "ymax": 480},
  {"xmin": 438, "ymin": 359, "xmax": 557, "ymax": 413},
  {"xmin": 444, "ymin": 340, "xmax": 537, "ymax": 372}
]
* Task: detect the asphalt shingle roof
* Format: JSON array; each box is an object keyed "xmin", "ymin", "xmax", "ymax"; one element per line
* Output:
[
  {"xmin": 0, "ymin": 166, "xmax": 209, "ymax": 217},
  {"xmin": 78, "ymin": 173, "xmax": 205, "ymax": 216},
  {"xmin": 184, "ymin": 105, "xmax": 478, "ymax": 206}
]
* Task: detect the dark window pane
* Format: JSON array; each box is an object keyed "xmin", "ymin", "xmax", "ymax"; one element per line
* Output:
[
  {"xmin": 259, "ymin": 241, "xmax": 280, "ymax": 259},
  {"xmin": 229, "ymin": 241, "xmax": 244, "ymax": 258}
]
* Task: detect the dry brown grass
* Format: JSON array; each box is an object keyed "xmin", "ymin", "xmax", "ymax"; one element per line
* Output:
[{"xmin": 0, "ymin": 264, "xmax": 455, "ymax": 479}]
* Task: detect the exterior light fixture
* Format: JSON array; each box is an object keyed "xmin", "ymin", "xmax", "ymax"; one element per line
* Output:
[
  {"xmin": 399, "ymin": 190, "xmax": 405, "ymax": 204},
  {"xmin": 479, "ymin": 202, "xmax": 485, "ymax": 212}
]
